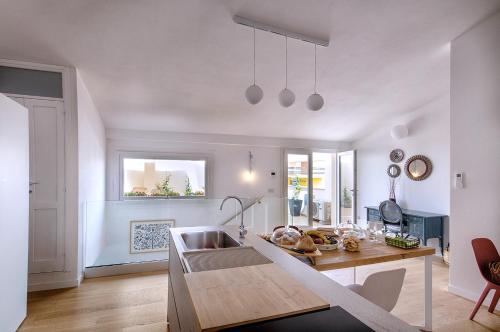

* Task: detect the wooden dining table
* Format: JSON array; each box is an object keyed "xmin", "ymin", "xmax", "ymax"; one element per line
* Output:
[{"xmin": 292, "ymin": 237, "xmax": 436, "ymax": 331}]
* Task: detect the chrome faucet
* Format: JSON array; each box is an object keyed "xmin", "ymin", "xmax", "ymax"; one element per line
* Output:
[{"xmin": 220, "ymin": 196, "xmax": 247, "ymax": 238}]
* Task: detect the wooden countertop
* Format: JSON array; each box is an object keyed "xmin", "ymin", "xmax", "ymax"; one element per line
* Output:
[
  {"xmin": 171, "ymin": 226, "xmax": 419, "ymax": 332},
  {"xmin": 184, "ymin": 263, "xmax": 330, "ymax": 331}
]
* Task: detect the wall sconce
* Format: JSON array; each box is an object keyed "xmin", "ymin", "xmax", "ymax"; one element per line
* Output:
[
  {"xmin": 390, "ymin": 124, "xmax": 408, "ymax": 140},
  {"xmin": 242, "ymin": 151, "xmax": 255, "ymax": 182}
]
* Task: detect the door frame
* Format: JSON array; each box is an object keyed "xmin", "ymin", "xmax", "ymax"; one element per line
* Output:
[
  {"xmin": 336, "ymin": 150, "xmax": 357, "ymax": 224},
  {"xmin": 1, "ymin": 58, "xmax": 80, "ymax": 289}
]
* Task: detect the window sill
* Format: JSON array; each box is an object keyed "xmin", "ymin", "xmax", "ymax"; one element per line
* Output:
[{"xmin": 122, "ymin": 196, "xmax": 207, "ymax": 201}]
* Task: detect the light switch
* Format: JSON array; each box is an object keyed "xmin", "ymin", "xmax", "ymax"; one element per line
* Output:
[{"xmin": 454, "ymin": 172, "xmax": 464, "ymax": 189}]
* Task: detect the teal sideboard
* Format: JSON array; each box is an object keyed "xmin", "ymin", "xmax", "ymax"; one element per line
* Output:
[{"xmin": 366, "ymin": 206, "xmax": 447, "ymax": 255}]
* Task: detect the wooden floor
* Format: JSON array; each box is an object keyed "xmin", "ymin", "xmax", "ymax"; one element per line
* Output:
[
  {"xmin": 323, "ymin": 258, "xmax": 500, "ymax": 332},
  {"xmin": 19, "ymin": 272, "xmax": 169, "ymax": 332},
  {"xmin": 20, "ymin": 259, "xmax": 499, "ymax": 332}
]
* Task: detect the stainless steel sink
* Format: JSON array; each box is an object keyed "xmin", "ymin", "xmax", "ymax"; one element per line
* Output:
[
  {"xmin": 180, "ymin": 231, "xmax": 241, "ymax": 250},
  {"xmin": 182, "ymin": 247, "xmax": 272, "ymax": 273}
]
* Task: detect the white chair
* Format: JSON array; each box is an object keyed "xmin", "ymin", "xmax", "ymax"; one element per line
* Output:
[{"xmin": 346, "ymin": 268, "xmax": 406, "ymax": 312}]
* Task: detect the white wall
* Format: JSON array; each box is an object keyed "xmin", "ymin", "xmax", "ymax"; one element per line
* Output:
[
  {"xmin": 0, "ymin": 94, "xmax": 29, "ymax": 331},
  {"xmin": 78, "ymin": 130, "xmax": 349, "ymax": 267},
  {"xmin": 77, "ymin": 71, "xmax": 107, "ymax": 270},
  {"xmin": 354, "ymin": 96, "xmax": 450, "ymax": 249},
  {"xmin": 106, "ymin": 129, "xmax": 350, "ymax": 201},
  {"xmin": 449, "ymin": 11, "xmax": 500, "ymax": 309}
]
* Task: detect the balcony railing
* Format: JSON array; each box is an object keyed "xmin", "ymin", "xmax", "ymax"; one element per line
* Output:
[{"xmin": 84, "ymin": 196, "xmax": 284, "ymax": 268}]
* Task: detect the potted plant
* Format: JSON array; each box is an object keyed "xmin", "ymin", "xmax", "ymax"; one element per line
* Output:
[
  {"xmin": 342, "ymin": 186, "xmax": 352, "ymax": 208},
  {"xmin": 184, "ymin": 177, "xmax": 193, "ymax": 196},
  {"xmin": 154, "ymin": 175, "xmax": 178, "ymax": 197},
  {"xmin": 288, "ymin": 175, "xmax": 303, "ymax": 216}
]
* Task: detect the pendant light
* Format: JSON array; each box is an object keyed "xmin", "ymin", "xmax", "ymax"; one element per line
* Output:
[
  {"xmin": 278, "ymin": 36, "xmax": 295, "ymax": 107},
  {"xmin": 306, "ymin": 44, "xmax": 324, "ymax": 111},
  {"xmin": 245, "ymin": 27, "xmax": 263, "ymax": 105}
]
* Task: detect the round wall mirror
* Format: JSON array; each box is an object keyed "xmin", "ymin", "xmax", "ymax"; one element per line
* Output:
[
  {"xmin": 405, "ymin": 155, "xmax": 432, "ymax": 181},
  {"xmin": 387, "ymin": 164, "xmax": 401, "ymax": 178}
]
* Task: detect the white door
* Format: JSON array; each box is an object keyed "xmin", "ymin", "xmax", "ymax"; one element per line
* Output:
[
  {"xmin": 25, "ymin": 98, "xmax": 66, "ymax": 273},
  {"xmin": 0, "ymin": 94, "xmax": 29, "ymax": 332}
]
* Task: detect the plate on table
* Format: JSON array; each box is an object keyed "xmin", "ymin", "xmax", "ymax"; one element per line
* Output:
[
  {"xmin": 269, "ymin": 240, "xmax": 322, "ymax": 257},
  {"xmin": 316, "ymin": 242, "xmax": 338, "ymax": 251}
]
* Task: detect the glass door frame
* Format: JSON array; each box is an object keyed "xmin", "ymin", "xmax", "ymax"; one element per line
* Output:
[
  {"xmin": 283, "ymin": 148, "xmax": 338, "ymax": 227},
  {"xmin": 336, "ymin": 150, "xmax": 357, "ymax": 225}
]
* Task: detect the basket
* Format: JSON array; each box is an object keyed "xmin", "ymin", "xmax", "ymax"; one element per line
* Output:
[{"xmin": 385, "ymin": 236, "xmax": 420, "ymax": 249}]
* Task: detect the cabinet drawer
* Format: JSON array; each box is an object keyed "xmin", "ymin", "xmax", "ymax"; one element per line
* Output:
[
  {"xmin": 407, "ymin": 215, "xmax": 424, "ymax": 223},
  {"xmin": 367, "ymin": 209, "xmax": 381, "ymax": 221}
]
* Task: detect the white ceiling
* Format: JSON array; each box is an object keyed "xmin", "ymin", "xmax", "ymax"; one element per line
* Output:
[{"xmin": 1, "ymin": 0, "xmax": 499, "ymax": 141}]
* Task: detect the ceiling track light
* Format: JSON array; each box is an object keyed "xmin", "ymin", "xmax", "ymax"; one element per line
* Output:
[
  {"xmin": 279, "ymin": 36, "xmax": 295, "ymax": 108},
  {"xmin": 306, "ymin": 44, "xmax": 324, "ymax": 111},
  {"xmin": 245, "ymin": 27, "xmax": 263, "ymax": 105}
]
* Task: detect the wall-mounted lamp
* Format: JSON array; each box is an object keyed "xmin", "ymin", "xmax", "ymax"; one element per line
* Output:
[
  {"xmin": 390, "ymin": 124, "xmax": 408, "ymax": 140},
  {"xmin": 242, "ymin": 151, "xmax": 255, "ymax": 182}
]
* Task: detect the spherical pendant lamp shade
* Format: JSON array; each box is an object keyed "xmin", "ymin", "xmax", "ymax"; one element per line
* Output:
[
  {"xmin": 278, "ymin": 36, "xmax": 295, "ymax": 108},
  {"xmin": 245, "ymin": 84, "xmax": 263, "ymax": 105},
  {"xmin": 390, "ymin": 124, "xmax": 408, "ymax": 140},
  {"xmin": 307, "ymin": 44, "xmax": 324, "ymax": 111},
  {"xmin": 279, "ymin": 88, "xmax": 295, "ymax": 107},
  {"xmin": 307, "ymin": 93, "xmax": 324, "ymax": 111},
  {"xmin": 245, "ymin": 27, "xmax": 263, "ymax": 105}
]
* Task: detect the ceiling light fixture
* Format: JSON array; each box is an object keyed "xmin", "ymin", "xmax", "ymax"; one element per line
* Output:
[
  {"xmin": 279, "ymin": 36, "xmax": 295, "ymax": 107},
  {"xmin": 245, "ymin": 27, "xmax": 263, "ymax": 105},
  {"xmin": 234, "ymin": 16, "xmax": 329, "ymax": 110},
  {"xmin": 307, "ymin": 44, "xmax": 324, "ymax": 111}
]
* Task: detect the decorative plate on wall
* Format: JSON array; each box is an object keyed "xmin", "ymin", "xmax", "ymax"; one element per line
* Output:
[
  {"xmin": 130, "ymin": 219, "xmax": 174, "ymax": 253},
  {"xmin": 389, "ymin": 149, "xmax": 405, "ymax": 163}
]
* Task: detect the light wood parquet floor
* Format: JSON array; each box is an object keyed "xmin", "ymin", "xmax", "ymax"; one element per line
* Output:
[{"xmin": 19, "ymin": 259, "xmax": 499, "ymax": 331}]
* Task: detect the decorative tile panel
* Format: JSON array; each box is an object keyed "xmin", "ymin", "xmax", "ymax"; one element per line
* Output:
[{"xmin": 130, "ymin": 219, "xmax": 174, "ymax": 253}]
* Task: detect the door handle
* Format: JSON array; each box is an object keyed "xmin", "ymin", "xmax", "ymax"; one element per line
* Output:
[{"xmin": 29, "ymin": 182, "xmax": 39, "ymax": 186}]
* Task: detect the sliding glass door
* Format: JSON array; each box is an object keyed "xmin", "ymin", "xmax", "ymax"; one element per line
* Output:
[
  {"xmin": 285, "ymin": 151, "xmax": 337, "ymax": 227},
  {"xmin": 312, "ymin": 152, "xmax": 336, "ymax": 226},
  {"xmin": 286, "ymin": 153, "xmax": 311, "ymax": 226}
]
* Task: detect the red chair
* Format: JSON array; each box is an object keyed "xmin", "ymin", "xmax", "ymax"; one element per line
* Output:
[{"xmin": 469, "ymin": 238, "xmax": 500, "ymax": 320}]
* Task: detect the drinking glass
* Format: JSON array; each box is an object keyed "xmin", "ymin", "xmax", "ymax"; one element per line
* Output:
[
  {"xmin": 374, "ymin": 221, "xmax": 384, "ymax": 241},
  {"xmin": 368, "ymin": 221, "xmax": 377, "ymax": 242},
  {"xmin": 368, "ymin": 220, "xmax": 384, "ymax": 242}
]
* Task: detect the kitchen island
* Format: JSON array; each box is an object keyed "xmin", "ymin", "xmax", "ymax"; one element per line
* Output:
[{"xmin": 168, "ymin": 226, "xmax": 419, "ymax": 332}]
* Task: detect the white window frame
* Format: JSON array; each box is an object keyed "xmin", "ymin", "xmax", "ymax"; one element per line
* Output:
[{"xmin": 118, "ymin": 151, "xmax": 212, "ymax": 200}]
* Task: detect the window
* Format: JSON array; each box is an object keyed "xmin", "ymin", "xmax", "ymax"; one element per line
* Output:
[
  {"xmin": 0, "ymin": 65, "xmax": 63, "ymax": 98},
  {"xmin": 121, "ymin": 156, "xmax": 207, "ymax": 199}
]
